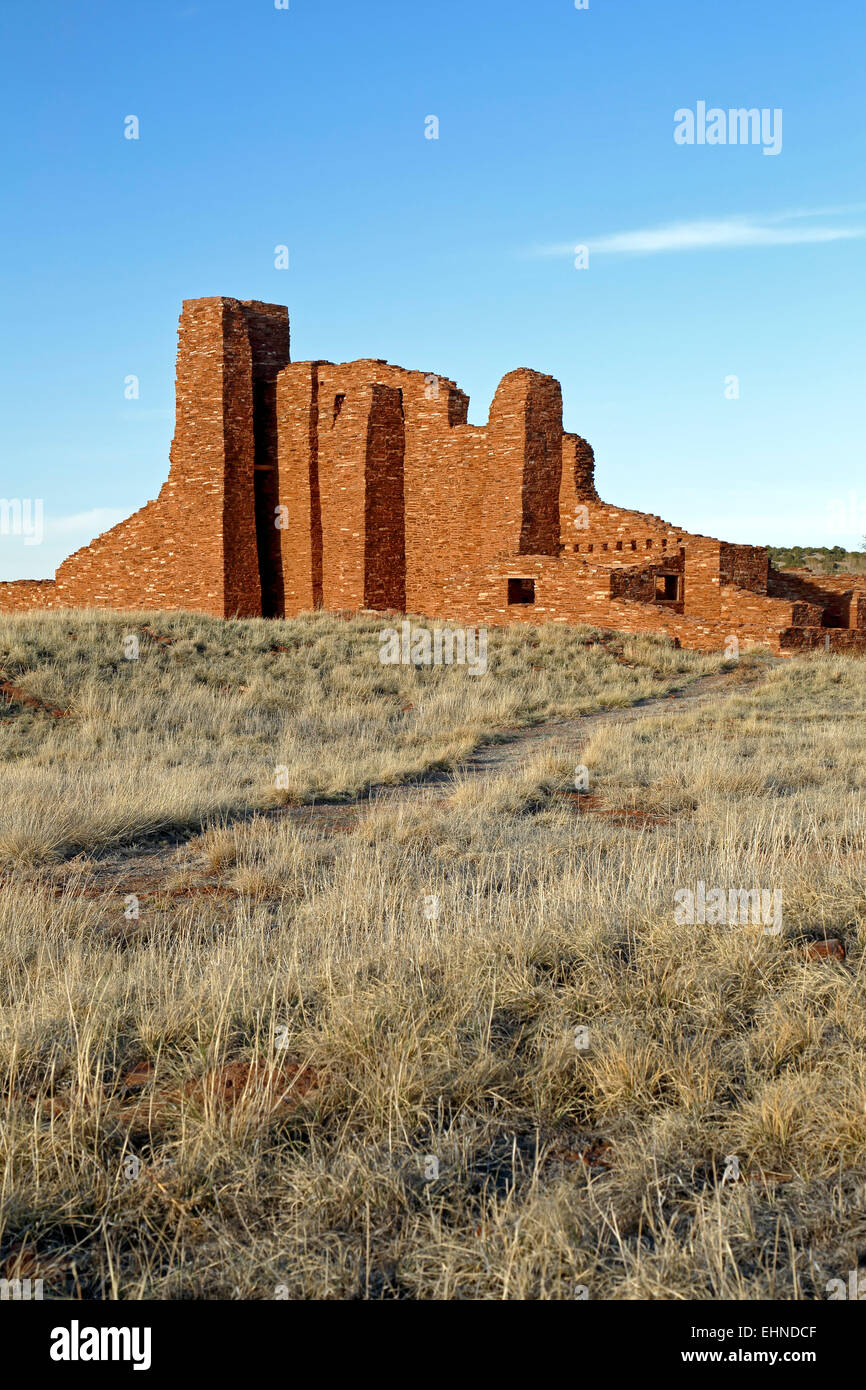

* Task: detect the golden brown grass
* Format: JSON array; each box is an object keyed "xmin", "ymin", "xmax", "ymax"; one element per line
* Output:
[
  {"xmin": 0, "ymin": 612, "xmax": 863, "ymax": 1300},
  {"xmin": 0, "ymin": 610, "xmax": 721, "ymax": 865}
]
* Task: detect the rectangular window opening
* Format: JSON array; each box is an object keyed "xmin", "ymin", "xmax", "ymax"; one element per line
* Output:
[
  {"xmin": 508, "ymin": 577, "xmax": 535, "ymax": 605},
  {"xmin": 655, "ymin": 573, "xmax": 680, "ymax": 602}
]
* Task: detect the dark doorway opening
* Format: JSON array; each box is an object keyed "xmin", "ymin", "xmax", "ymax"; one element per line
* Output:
[{"xmin": 655, "ymin": 573, "xmax": 680, "ymax": 603}]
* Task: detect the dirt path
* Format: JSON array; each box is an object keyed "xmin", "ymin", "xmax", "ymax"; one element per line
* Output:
[
  {"xmin": 54, "ymin": 662, "xmax": 769, "ymax": 903},
  {"xmin": 436, "ymin": 664, "xmax": 765, "ymax": 782}
]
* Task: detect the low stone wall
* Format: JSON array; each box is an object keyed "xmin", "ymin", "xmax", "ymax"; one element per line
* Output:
[{"xmin": 780, "ymin": 627, "xmax": 866, "ymax": 653}]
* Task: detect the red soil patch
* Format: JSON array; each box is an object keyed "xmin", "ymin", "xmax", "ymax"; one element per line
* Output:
[
  {"xmin": 44, "ymin": 884, "xmax": 105, "ymax": 900},
  {"xmin": 1, "ymin": 1242, "xmax": 75, "ymax": 1283},
  {"xmin": 803, "ymin": 938, "xmax": 846, "ymax": 962},
  {"xmin": 166, "ymin": 884, "xmax": 237, "ymax": 900},
  {"xmin": 115, "ymin": 1057, "xmax": 322, "ymax": 1131},
  {"xmin": 552, "ymin": 1138, "xmax": 614, "ymax": 1171},
  {"xmin": 563, "ymin": 792, "xmax": 669, "ymax": 827},
  {"xmin": 6, "ymin": 1057, "xmax": 321, "ymax": 1133},
  {"xmin": 728, "ymin": 1169, "xmax": 795, "ymax": 1186},
  {"xmin": 38, "ymin": 881, "xmax": 238, "ymax": 905},
  {"xmin": 0, "ymin": 674, "xmax": 68, "ymax": 719},
  {"xmin": 137, "ymin": 625, "xmax": 174, "ymax": 647},
  {"xmin": 189, "ymin": 1059, "xmax": 320, "ymax": 1113},
  {"xmin": 121, "ymin": 1060, "xmax": 157, "ymax": 1090}
]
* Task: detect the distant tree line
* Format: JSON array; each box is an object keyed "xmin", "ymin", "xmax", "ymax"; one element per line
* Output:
[{"xmin": 768, "ymin": 542, "xmax": 866, "ymax": 576}]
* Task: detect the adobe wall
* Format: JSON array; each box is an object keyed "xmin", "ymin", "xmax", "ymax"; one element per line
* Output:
[
  {"xmin": 274, "ymin": 361, "xmax": 323, "ymax": 615},
  {"xmin": 0, "ymin": 298, "xmax": 288, "ymax": 616},
  {"xmin": 720, "ymin": 542, "xmax": 769, "ymax": 593},
  {"xmin": 487, "ymin": 369, "xmax": 562, "ymax": 559},
  {"xmin": 274, "ymin": 357, "xmax": 469, "ymax": 614},
  {"xmin": 314, "ymin": 377, "xmax": 407, "ymax": 612},
  {"xmin": 768, "ymin": 569, "xmax": 866, "ymax": 629},
  {"xmin": 409, "ymin": 550, "xmax": 797, "ymax": 653},
  {"xmin": 271, "ymin": 358, "xmax": 563, "ymax": 619},
  {"xmin": 0, "ymin": 580, "xmax": 58, "ymax": 612},
  {"xmin": 780, "ymin": 627, "xmax": 866, "ymax": 653},
  {"xmin": 0, "ymin": 294, "xmax": 859, "ymax": 657}
]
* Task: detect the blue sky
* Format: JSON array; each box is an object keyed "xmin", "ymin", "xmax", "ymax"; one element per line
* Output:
[{"xmin": 1, "ymin": 0, "xmax": 864, "ymax": 579}]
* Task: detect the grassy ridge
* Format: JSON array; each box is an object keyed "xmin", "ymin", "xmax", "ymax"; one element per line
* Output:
[{"xmin": 0, "ymin": 610, "xmax": 721, "ymax": 864}]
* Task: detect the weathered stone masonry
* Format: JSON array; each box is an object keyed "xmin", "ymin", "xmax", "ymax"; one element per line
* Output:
[{"xmin": 2, "ymin": 296, "xmax": 863, "ymax": 655}]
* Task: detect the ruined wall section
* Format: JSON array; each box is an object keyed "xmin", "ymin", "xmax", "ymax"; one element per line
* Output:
[
  {"xmin": 52, "ymin": 498, "xmax": 184, "ymax": 611},
  {"xmin": 364, "ymin": 365, "xmax": 564, "ymax": 609},
  {"xmin": 395, "ymin": 368, "xmax": 478, "ymax": 614},
  {"xmin": 557, "ymin": 465, "xmax": 767, "ymax": 587},
  {"xmin": 73, "ymin": 296, "xmax": 259, "ymax": 614},
  {"xmin": 271, "ymin": 361, "xmax": 566, "ymax": 621},
  {"xmin": 484, "ymin": 370, "xmax": 562, "ymax": 560},
  {"xmin": 519, "ymin": 372, "xmax": 563, "ymax": 554},
  {"xmin": 681, "ymin": 538, "xmax": 722, "ymax": 620},
  {"xmin": 275, "ymin": 361, "xmax": 325, "ymax": 614},
  {"xmin": 0, "ymin": 579, "xmax": 59, "ymax": 611},
  {"xmin": 609, "ymin": 551, "xmax": 685, "ymax": 608},
  {"xmin": 562, "ymin": 495, "xmax": 688, "ymax": 561},
  {"xmin": 1, "ymin": 293, "xmax": 859, "ymax": 657},
  {"xmin": 310, "ymin": 371, "xmax": 408, "ymax": 613},
  {"xmin": 3, "ymin": 297, "xmax": 281, "ymax": 616},
  {"xmin": 557, "ymin": 487, "xmax": 769, "ymax": 631},
  {"xmin": 572, "ymin": 435, "xmax": 599, "ymax": 502},
  {"xmin": 315, "ymin": 375, "xmax": 374, "ymax": 611},
  {"xmin": 428, "ymin": 547, "xmax": 799, "ymax": 653},
  {"xmin": 768, "ymin": 569, "xmax": 866, "ymax": 628},
  {"xmin": 780, "ymin": 627, "xmax": 866, "ymax": 653},
  {"xmin": 209, "ymin": 299, "xmax": 259, "ymax": 617},
  {"xmin": 310, "ymin": 361, "xmax": 452, "ymax": 615},
  {"xmin": 559, "ymin": 434, "xmax": 598, "ymax": 543},
  {"xmin": 405, "ymin": 418, "xmax": 489, "ymax": 613},
  {"xmin": 720, "ymin": 542, "xmax": 769, "ymax": 593}
]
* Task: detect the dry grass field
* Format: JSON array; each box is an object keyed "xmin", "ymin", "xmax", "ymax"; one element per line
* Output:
[{"xmin": 0, "ymin": 610, "xmax": 864, "ymax": 1300}]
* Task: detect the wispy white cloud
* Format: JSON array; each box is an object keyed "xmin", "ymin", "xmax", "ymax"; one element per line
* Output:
[{"xmin": 529, "ymin": 206, "xmax": 866, "ymax": 259}]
